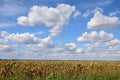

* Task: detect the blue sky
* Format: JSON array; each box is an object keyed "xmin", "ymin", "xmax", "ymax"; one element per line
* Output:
[{"xmin": 0, "ymin": 0, "xmax": 120, "ymax": 60}]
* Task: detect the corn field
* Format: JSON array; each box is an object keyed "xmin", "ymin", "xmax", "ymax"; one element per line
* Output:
[{"xmin": 0, "ymin": 60, "xmax": 120, "ymax": 80}]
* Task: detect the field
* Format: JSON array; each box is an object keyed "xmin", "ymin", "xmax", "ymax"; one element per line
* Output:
[{"xmin": 0, "ymin": 60, "xmax": 120, "ymax": 80}]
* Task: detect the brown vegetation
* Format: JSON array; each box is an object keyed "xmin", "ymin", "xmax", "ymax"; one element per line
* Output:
[{"xmin": 0, "ymin": 60, "xmax": 120, "ymax": 79}]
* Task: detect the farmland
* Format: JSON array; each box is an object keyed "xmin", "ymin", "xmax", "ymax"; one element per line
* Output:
[{"xmin": 0, "ymin": 60, "xmax": 120, "ymax": 80}]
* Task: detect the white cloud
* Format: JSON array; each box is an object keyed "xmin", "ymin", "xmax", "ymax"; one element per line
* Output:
[
  {"xmin": 0, "ymin": 31, "xmax": 54, "ymax": 48},
  {"xmin": 85, "ymin": 43, "xmax": 103, "ymax": 51},
  {"xmin": 75, "ymin": 48, "xmax": 84, "ymax": 53},
  {"xmin": 52, "ymin": 43, "xmax": 84, "ymax": 54},
  {"xmin": 87, "ymin": 11, "xmax": 120, "ymax": 29},
  {"xmin": 81, "ymin": 36, "xmax": 120, "ymax": 58},
  {"xmin": 0, "ymin": 31, "xmax": 120, "ymax": 60},
  {"xmin": 0, "ymin": 31, "xmax": 40, "ymax": 44},
  {"xmin": 108, "ymin": 45, "xmax": 120, "ymax": 51},
  {"xmin": 106, "ymin": 39, "xmax": 120, "ymax": 46},
  {"xmin": 109, "ymin": 11, "xmax": 120, "ymax": 16},
  {"xmin": 0, "ymin": 31, "xmax": 54, "ymax": 56},
  {"xmin": 33, "ymin": 31, "xmax": 45, "ymax": 35},
  {"xmin": 17, "ymin": 4, "xmax": 75, "ymax": 36},
  {"xmin": 0, "ymin": 0, "xmax": 26, "ymax": 16},
  {"xmin": 82, "ymin": 10, "xmax": 91, "ymax": 18},
  {"xmin": 0, "ymin": 39, "xmax": 8, "ymax": 45},
  {"xmin": 0, "ymin": 31, "xmax": 9, "ymax": 38},
  {"xmin": 82, "ymin": 7, "xmax": 103, "ymax": 17},
  {"xmin": 25, "ymin": 42, "xmax": 80, "ymax": 58},
  {"xmin": 73, "ymin": 11, "xmax": 81, "ymax": 18},
  {"xmin": 7, "ymin": 32, "xmax": 40, "ymax": 44},
  {"xmin": 0, "ymin": 45, "xmax": 14, "ymax": 53},
  {"xmin": 77, "ymin": 31, "xmax": 114, "ymax": 42},
  {"xmin": 0, "ymin": 23, "xmax": 16, "ymax": 28},
  {"xmin": 39, "ymin": 36, "xmax": 53, "ymax": 48},
  {"xmin": 65, "ymin": 43, "xmax": 77, "ymax": 51},
  {"xmin": 53, "ymin": 47, "xmax": 65, "ymax": 52},
  {"xmin": 0, "ymin": 38, "xmax": 15, "ymax": 53}
]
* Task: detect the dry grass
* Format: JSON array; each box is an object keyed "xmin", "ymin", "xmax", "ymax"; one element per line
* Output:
[{"xmin": 0, "ymin": 60, "xmax": 120, "ymax": 79}]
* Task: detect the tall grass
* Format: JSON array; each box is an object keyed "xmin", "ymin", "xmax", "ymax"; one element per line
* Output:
[{"xmin": 0, "ymin": 60, "xmax": 120, "ymax": 80}]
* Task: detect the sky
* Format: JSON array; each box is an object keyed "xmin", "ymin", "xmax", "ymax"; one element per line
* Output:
[{"xmin": 0, "ymin": 0, "xmax": 120, "ymax": 60}]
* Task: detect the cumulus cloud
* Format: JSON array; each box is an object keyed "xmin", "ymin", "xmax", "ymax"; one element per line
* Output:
[
  {"xmin": 75, "ymin": 48, "xmax": 84, "ymax": 53},
  {"xmin": 84, "ymin": 41, "xmax": 120, "ymax": 58},
  {"xmin": 7, "ymin": 32, "xmax": 40, "ymax": 44},
  {"xmin": 106, "ymin": 39, "xmax": 120, "ymax": 46},
  {"xmin": 0, "ymin": 31, "xmax": 120, "ymax": 60},
  {"xmin": 108, "ymin": 45, "xmax": 120, "ymax": 51},
  {"xmin": 73, "ymin": 11, "xmax": 81, "ymax": 18},
  {"xmin": 0, "ymin": 38, "xmax": 15, "ymax": 53},
  {"xmin": 0, "ymin": 31, "xmax": 55, "ymax": 56},
  {"xmin": 0, "ymin": 31, "xmax": 10, "ymax": 37},
  {"xmin": 24, "ymin": 42, "xmax": 85, "ymax": 59},
  {"xmin": 17, "ymin": 4, "xmax": 75, "ymax": 36},
  {"xmin": 87, "ymin": 11, "xmax": 120, "ymax": 29},
  {"xmin": 85, "ymin": 43, "xmax": 104, "ymax": 51},
  {"xmin": 0, "ymin": 31, "xmax": 54, "ymax": 48},
  {"xmin": 65, "ymin": 43, "xmax": 77, "ymax": 51},
  {"xmin": 39, "ymin": 36, "xmax": 54, "ymax": 48},
  {"xmin": 0, "ymin": 39, "xmax": 8, "ymax": 45},
  {"xmin": 53, "ymin": 47, "xmax": 65, "ymax": 52},
  {"xmin": 82, "ymin": 7, "xmax": 103, "ymax": 17},
  {"xmin": 0, "ymin": 45, "xmax": 14, "ymax": 53},
  {"xmin": 52, "ymin": 43, "xmax": 84, "ymax": 54},
  {"xmin": 77, "ymin": 31, "xmax": 114, "ymax": 42}
]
